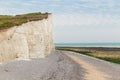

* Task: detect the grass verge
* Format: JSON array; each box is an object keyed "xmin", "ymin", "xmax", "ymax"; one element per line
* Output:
[
  {"xmin": 56, "ymin": 47, "xmax": 120, "ymax": 64},
  {"xmin": 0, "ymin": 12, "xmax": 49, "ymax": 30}
]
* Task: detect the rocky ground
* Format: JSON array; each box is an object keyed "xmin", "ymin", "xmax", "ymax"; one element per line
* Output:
[{"xmin": 0, "ymin": 50, "xmax": 120, "ymax": 80}]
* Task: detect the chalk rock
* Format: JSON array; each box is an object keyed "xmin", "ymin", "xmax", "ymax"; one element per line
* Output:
[{"xmin": 0, "ymin": 14, "xmax": 55, "ymax": 62}]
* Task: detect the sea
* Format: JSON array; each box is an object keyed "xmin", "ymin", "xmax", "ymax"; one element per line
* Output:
[{"xmin": 55, "ymin": 43, "xmax": 120, "ymax": 48}]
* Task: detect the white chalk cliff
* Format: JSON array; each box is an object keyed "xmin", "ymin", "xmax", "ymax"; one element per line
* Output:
[{"xmin": 0, "ymin": 14, "xmax": 55, "ymax": 62}]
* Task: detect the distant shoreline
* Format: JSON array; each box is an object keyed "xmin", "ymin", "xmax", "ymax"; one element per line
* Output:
[
  {"xmin": 55, "ymin": 43, "xmax": 120, "ymax": 48},
  {"xmin": 56, "ymin": 47, "xmax": 120, "ymax": 51}
]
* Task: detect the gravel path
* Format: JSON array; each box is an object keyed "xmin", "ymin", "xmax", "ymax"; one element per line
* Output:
[
  {"xmin": 0, "ymin": 51, "xmax": 84, "ymax": 80},
  {"xmin": 0, "ymin": 50, "xmax": 120, "ymax": 80},
  {"xmin": 64, "ymin": 51, "xmax": 120, "ymax": 80}
]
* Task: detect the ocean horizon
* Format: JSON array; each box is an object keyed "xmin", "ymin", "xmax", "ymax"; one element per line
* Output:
[{"xmin": 55, "ymin": 43, "xmax": 120, "ymax": 48}]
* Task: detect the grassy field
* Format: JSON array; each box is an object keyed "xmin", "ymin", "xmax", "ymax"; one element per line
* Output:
[
  {"xmin": 56, "ymin": 47, "xmax": 120, "ymax": 64},
  {"xmin": 0, "ymin": 12, "xmax": 49, "ymax": 30}
]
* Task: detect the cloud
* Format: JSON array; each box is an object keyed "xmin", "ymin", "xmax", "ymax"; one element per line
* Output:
[
  {"xmin": 0, "ymin": 0, "xmax": 120, "ymax": 43},
  {"xmin": 54, "ymin": 14, "xmax": 120, "ymax": 43},
  {"xmin": 0, "ymin": 0, "xmax": 120, "ymax": 15},
  {"xmin": 54, "ymin": 14, "xmax": 120, "ymax": 29}
]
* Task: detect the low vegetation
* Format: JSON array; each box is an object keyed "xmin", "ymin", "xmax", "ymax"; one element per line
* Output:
[
  {"xmin": 0, "ymin": 12, "xmax": 49, "ymax": 30},
  {"xmin": 57, "ymin": 47, "xmax": 120, "ymax": 64}
]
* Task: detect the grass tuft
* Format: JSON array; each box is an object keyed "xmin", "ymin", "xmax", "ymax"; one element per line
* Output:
[{"xmin": 0, "ymin": 12, "xmax": 49, "ymax": 30}]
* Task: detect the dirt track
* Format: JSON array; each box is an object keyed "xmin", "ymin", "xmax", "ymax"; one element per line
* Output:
[{"xmin": 0, "ymin": 50, "xmax": 120, "ymax": 80}]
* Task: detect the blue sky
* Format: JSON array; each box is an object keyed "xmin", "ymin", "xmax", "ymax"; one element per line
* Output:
[{"xmin": 0, "ymin": 0, "xmax": 120, "ymax": 43}]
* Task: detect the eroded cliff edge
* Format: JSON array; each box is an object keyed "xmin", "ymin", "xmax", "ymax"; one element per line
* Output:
[{"xmin": 0, "ymin": 14, "xmax": 55, "ymax": 62}]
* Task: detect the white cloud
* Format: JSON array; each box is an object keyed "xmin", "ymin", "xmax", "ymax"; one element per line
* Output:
[
  {"xmin": 0, "ymin": 0, "xmax": 120, "ymax": 15},
  {"xmin": 54, "ymin": 14, "xmax": 120, "ymax": 28},
  {"xmin": 54, "ymin": 13, "xmax": 120, "ymax": 43},
  {"xmin": 0, "ymin": 0, "xmax": 120, "ymax": 43}
]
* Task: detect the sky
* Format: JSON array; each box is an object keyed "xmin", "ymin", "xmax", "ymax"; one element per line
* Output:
[{"xmin": 0, "ymin": 0, "xmax": 120, "ymax": 43}]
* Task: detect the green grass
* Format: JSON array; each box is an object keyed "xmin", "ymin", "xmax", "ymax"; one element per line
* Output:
[
  {"xmin": 96, "ymin": 57, "xmax": 120, "ymax": 64},
  {"xmin": 57, "ymin": 47, "xmax": 120, "ymax": 64},
  {"xmin": 0, "ymin": 12, "xmax": 49, "ymax": 30},
  {"xmin": 57, "ymin": 48, "xmax": 92, "ymax": 55}
]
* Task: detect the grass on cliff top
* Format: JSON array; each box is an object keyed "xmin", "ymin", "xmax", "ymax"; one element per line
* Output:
[
  {"xmin": 0, "ymin": 12, "xmax": 49, "ymax": 30},
  {"xmin": 57, "ymin": 47, "xmax": 120, "ymax": 64}
]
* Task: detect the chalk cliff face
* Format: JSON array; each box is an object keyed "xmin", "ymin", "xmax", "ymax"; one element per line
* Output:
[{"xmin": 0, "ymin": 14, "xmax": 55, "ymax": 62}]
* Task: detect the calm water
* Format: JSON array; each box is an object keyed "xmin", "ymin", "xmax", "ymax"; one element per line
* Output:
[{"xmin": 55, "ymin": 43, "xmax": 120, "ymax": 48}]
